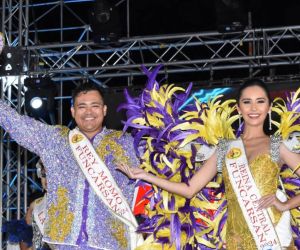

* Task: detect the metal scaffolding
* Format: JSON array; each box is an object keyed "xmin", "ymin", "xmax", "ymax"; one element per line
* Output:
[
  {"xmin": 1, "ymin": 0, "xmax": 300, "ymax": 247},
  {"xmin": 25, "ymin": 23, "xmax": 300, "ymax": 85}
]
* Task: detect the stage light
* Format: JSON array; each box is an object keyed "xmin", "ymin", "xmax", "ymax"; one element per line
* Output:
[
  {"xmin": 90, "ymin": 0, "xmax": 124, "ymax": 43},
  {"xmin": 0, "ymin": 46, "xmax": 24, "ymax": 75},
  {"xmin": 214, "ymin": 0, "xmax": 246, "ymax": 33},
  {"xmin": 94, "ymin": 0, "xmax": 111, "ymax": 23},
  {"xmin": 24, "ymin": 77, "xmax": 56, "ymax": 124},
  {"xmin": 30, "ymin": 97, "xmax": 43, "ymax": 109}
]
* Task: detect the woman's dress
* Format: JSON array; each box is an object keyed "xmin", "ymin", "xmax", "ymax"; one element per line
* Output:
[{"xmin": 222, "ymin": 137, "xmax": 293, "ymax": 249}]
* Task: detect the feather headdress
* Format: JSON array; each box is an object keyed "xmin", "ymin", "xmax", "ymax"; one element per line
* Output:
[
  {"xmin": 272, "ymin": 88, "xmax": 300, "ymax": 247},
  {"xmin": 272, "ymin": 88, "xmax": 300, "ymax": 139},
  {"xmin": 119, "ymin": 65, "xmax": 231, "ymax": 249}
]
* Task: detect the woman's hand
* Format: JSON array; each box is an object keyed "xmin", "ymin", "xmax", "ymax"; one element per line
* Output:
[
  {"xmin": 257, "ymin": 194, "xmax": 289, "ymax": 212},
  {"xmin": 116, "ymin": 163, "xmax": 148, "ymax": 180}
]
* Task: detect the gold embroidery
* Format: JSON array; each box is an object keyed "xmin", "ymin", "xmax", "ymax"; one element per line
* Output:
[
  {"xmin": 224, "ymin": 154, "xmax": 282, "ymax": 249},
  {"xmin": 55, "ymin": 125, "xmax": 70, "ymax": 138},
  {"xmin": 108, "ymin": 218, "xmax": 128, "ymax": 249},
  {"xmin": 71, "ymin": 133, "xmax": 84, "ymax": 143},
  {"xmin": 96, "ymin": 131, "xmax": 130, "ymax": 165},
  {"xmin": 46, "ymin": 187, "xmax": 74, "ymax": 241}
]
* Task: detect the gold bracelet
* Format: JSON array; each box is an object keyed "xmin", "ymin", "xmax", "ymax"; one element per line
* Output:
[{"xmin": 292, "ymin": 163, "xmax": 300, "ymax": 174}]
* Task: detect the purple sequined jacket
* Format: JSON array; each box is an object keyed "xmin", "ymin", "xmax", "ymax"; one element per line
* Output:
[{"xmin": 0, "ymin": 100, "xmax": 140, "ymax": 250}]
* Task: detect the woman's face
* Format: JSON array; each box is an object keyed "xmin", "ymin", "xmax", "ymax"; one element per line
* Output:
[{"xmin": 237, "ymin": 85, "xmax": 271, "ymax": 128}]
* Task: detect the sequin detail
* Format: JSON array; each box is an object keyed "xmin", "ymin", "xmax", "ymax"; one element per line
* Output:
[
  {"xmin": 0, "ymin": 100, "xmax": 138, "ymax": 248},
  {"xmin": 96, "ymin": 131, "xmax": 130, "ymax": 165},
  {"xmin": 223, "ymin": 137, "xmax": 288, "ymax": 249},
  {"xmin": 32, "ymin": 215, "xmax": 51, "ymax": 250},
  {"xmin": 108, "ymin": 218, "xmax": 128, "ymax": 249},
  {"xmin": 46, "ymin": 187, "xmax": 74, "ymax": 241},
  {"xmin": 32, "ymin": 197, "xmax": 48, "ymax": 250},
  {"xmin": 56, "ymin": 125, "xmax": 70, "ymax": 138},
  {"xmin": 270, "ymin": 135, "xmax": 281, "ymax": 163},
  {"xmin": 216, "ymin": 139, "xmax": 228, "ymax": 173}
]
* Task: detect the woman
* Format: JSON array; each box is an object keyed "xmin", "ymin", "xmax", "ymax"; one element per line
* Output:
[
  {"xmin": 25, "ymin": 160, "xmax": 50, "ymax": 250},
  {"xmin": 118, "ymin": 79, "xmax": 300, "ymax": 249}
]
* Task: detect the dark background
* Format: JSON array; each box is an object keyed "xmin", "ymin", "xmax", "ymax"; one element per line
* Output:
[
  {"xmin": 129, "ymin": 0, "xmax": 300, "ymax": 35},
  {"xmin": 21, "ymin": 0, "xmax": 300, "ymax": 128}
]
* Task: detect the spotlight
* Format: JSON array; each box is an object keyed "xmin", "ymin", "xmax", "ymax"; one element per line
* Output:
[
  {"xmin": 24, "ymin": 77, "xmax": 56, "ymax": 124},
  {"xmin": 90, "ymin": 0, "xmax": 124, "ymax": 43},
  {"xmin": 30, "ymin": 97, "xmax": 43, "ymax": 109},
  {"xmin": 0, "ymin": 46, "xmax": 24, "ymax": 75}
]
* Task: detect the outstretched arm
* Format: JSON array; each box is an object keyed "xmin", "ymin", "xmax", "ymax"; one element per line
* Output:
[
  {"xmin": 118, "ymin": 152, "xmax": 218, "ymax": 199},
  {"xmin": 0, "ymin": 99, "xmax": 55, "ymax": 156},
  {"xmin": 258, "ymin": 143, "xmax": 300, "ymax": 211}
]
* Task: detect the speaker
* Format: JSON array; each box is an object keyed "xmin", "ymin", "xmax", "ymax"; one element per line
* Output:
[{"xmin": 90, "ymin": 0, "xmax": 125, "ymax": 43}]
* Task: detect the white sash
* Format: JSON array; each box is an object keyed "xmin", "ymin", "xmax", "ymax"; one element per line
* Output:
[
  {"xmin": 225, "ymin": 139, "xmax": 291, "ymax": 250},
  {"xmin": 69, "ymin": 128, "xmax": 143, "ymax": 249},
  {"xmin": 33, "ymin": 195, "xmax": 47, "ymax": 235}
]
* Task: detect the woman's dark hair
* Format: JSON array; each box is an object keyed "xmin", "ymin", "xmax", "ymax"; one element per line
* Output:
[
  {"xmin": 237, "ymin": 78, "xmax": 274, "ymax": 135},
  {"xmin": 237, "ymin": 78, "xmax": 271, "ymax": 106},
  {"xmin": 71, "ymin": 83, "xmax": 105, "ymax": 106}
]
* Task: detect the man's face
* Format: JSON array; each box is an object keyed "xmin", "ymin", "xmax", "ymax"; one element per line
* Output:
[{"xmin": 71, "ymin": 90, "xmax": 107, "ymax": 138}]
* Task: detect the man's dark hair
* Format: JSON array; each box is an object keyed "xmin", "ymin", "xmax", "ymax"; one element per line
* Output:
[{"xmin": 71, "ymin": 83, "xmax": 105, "ymax": 105}]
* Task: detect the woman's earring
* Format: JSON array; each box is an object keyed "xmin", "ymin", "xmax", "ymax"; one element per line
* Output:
[
  {"xmin": 238, "ymin": 113, "xmax": 241, "ymax": 128},
  {"xmin": 269, "ymin": 111, "xmax": 272, "ymax": 130}
]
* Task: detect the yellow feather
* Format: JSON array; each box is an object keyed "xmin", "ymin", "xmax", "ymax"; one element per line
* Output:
[
  {"xmin": 291, "ymin": 87, "xmax": 300, "ymax": 103},
  {"xmin": 156, "ymin": 228, "xmax": 171, "ymax": 238},
  {"xmin": 171, "ymin": 122, "xmax": 203, "ymax": 132},
  {"xmin": 162, "ymin": 190, "xmax": 169, "ymax": 211},
  {"xmin": 146, "ymin": 112, "xmax": 165, "ymax": 128},
  {"xmin": 147, "ymin": 137, "xmax": 154, "ymax": 151},
  {"xmin": 194, "ymin": 235, "xmax": 217, "ymax": 248},
  {"xmin": 132, "ymin": 117, "xmax": 146, "ymax": 125},
  {"xmin": 179, "ymin": 133, "xmax": 203, "ymax": 148},
  {"xmin": 165, "ymin": 103, "xmax": 173, "ymax": 116},
  {"xmin": 162, "ymin": 155, "xmax": 178, "ymax": 173},
  {"xmin": 166, "ymin": 85, "xmax": 185, "ymax": 99}
]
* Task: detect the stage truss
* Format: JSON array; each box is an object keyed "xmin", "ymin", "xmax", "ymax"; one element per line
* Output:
[{"xmin": 1, "ymin": 0, "xmax": 300, "ymax": 246}]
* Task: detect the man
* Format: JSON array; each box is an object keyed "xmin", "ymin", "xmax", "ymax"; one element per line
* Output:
[{"xmin": 0, "ymin": 83, "xmax": 143, "ymax": 249}]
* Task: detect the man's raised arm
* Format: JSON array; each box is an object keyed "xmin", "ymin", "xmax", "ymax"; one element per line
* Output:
[{"xmin": 0, "ymin": 99, "xmax": 56, "ymax": 156}]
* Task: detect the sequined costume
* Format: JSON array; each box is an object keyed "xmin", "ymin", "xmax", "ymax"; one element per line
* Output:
[
  {"xmin": 219, "ymin": 136, "xmax": 295, "ymax": 249},
  {"xmin": 0, "ymin": 100, "xmax": 140, "ymax": 250},
  {"xmin": 32, "ymin": 196, "xmax": 51, "ymax": 250}
]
